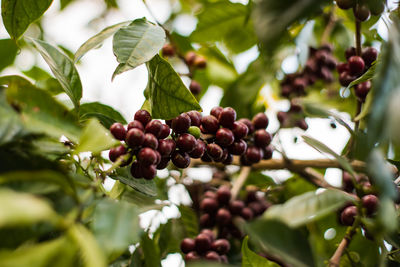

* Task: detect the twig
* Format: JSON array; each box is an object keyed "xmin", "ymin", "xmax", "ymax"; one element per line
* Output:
[
  {"xmin": 329, "ymin": 224, "xmax": 358, "ymax": 267},
  {"xmin": 355, "ymin": 20, "xmax": 362, "ymax": 56},
  {"xmin": 321, "ymin": 6, "xmax": 336, "ymax": 44},
  {"xmin": 231, "ymin": 167, "xmax": 251, "ymax": 199}
]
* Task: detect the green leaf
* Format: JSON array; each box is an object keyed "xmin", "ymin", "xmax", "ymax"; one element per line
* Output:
[
  {"xmin": 302, "ymin": 135, "xmax": 355, "ymax": 174},
  {"xmin": 376, "ymin": 197, "xmax": 398, "ymax": 234},
  {"xmin": 263, "ymin": 189, "xmax": 356, "ymax": 227},
  {"xmin": 68, "ymin": 224, "xmax": 107, "ymax": 267},
  {"xmin": 111, "ymin": 167, "xmax": 157, "ymax": 196},
  {"xmin": 190, "ymin": 0, "xmax": 257, "ymax": 53},
  {"xmin": 242, "ymin": 236, "xmax": 280, "ymax": 267},
  {"xmin": 22, "ymin": 66, "xmax": 64, "ymax": 95},
  {"xmin": 252, "ymin": 0, "xmax": 330, "ymax": 54},
  {"xmin": 1, "ymin": 0, "xmax": 53, "ymax": 39},
  {"xmin": 146, "ymin": 55, "xmax": 202, "ymax": 119},
  {"xmin": 74, "ymin": 21, "xmax": 131, "ymax": 62},
  {"xmin": 30, "ymin": 38, "xmax": 82, "ymax": 108},
  {"xmin": 246, "ymin": 219, "xmax": 315, "ymax": 267},
  {"xmin": 92, "ymin": 200, "xmax": 141, "ymax": 255},
  {"xmin": 346, "ymin": 61, "xmax": 377, "ymax": 91},
  {"xmin": 140, "ymin": 233, "xmax": 161, "ymax": 267},
  {"xmin": 0, "ymin": 39, "xmax": 18, "ymax": 71},
  {"xmin": 74, "ymin": 118, "xmax": 119, "ymax": 154},
  {"xmin": 112, "ymin": 18, "xmax": 166, "ymax": 80},
  {"xmin": 178, "ymin": 205, "xmax": 199, "ymax": 238},
  {"xmin": 79, "ymin": 102, "xmax": 127, "ymax": 129},
  {"xmin": 1, "ymin": 75, "xmax": 81, "ymax": 142},
  {"xmin": 0, "ymin": 189, "xmax": 57, "ymax": 227}
]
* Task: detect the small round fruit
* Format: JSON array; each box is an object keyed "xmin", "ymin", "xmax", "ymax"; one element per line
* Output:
[
  {"xmin": 228, "ymin": 140, "xmax": 247, "ymax": 155},
  {"xmin": 211, "ymin": 239, "xmax": 230, "ymax": 255},
  {"xmin": 362, "ymin": 194, "xmax": 379, "ymax": 215},
  {"xmin": 263, "ymin": 146, "xmax": 273, "ymax": 160},
  {"xmin": 127, "ymin": 120, "xmax": 144, "ymax": 131},
  {"xmin": 158, "ymin": 124, "xmax": 170, "ymax": 139},
  {"xmin": 229, "ymin": 200, "xmax": 245, "ymax": 215},
  {"xmin": 138, "ymin": 147, "xmax": 157, "ymax": 166},
  {"xmin": 195, "ymin": 234, "xmax": 212, "ymax": 253},
  {"xmin": 207, "ymin": 143, "xmax": 224, "ymax": 160},
  {"xmin": 249, "ymin": 201, "xmax": 267, "ymax": 216},
  {"xmin": 194, "ymin": 56, "xmax": 207, "ymax": 69},
  {"xmin": 223, "ymin": 153, "xmax": 233, "ymax": 165},
  {"xmin": 218, "ymin": 107, "xmax": 236, "ymax": 128},
  {"xmin": 238, "ymin": 118, "xmax": 254, "ymax": 134},
  {"xmin": 254, "ymin": 129, "xmax": 272, "ymax": 147},
  {"xmin": 125, "ymin": 128, "xmax": 144, "ymax": 148},
  {"xmin": 201, "ymin": 115, "xmax": 219, "ymax": 133},
  {"xmin": 171, "ymin": 113, "xmax": 191, "ymax": 134},
  {"xmin": 110, "ymin": 123, "xmax": 126, "ymax": 140},
  {"xmin": 241, "ymin": 207, "xmax": 254, "ymax": 220},
  {"xmin": 345, "ymin": 47, "xmax": 357, "ymax": 60},
  {"xmin": 216, "ymin": 208, "xmax": 232, "ymax": 225},
  {"xmin": 339, "ymin": 71, "xmax": 356, "ymax": 87},
  {"xmin": 156, "ymin": 157, "xmax": 170, "ymax": 170},
  {"xmin": 277, "ymin": 111, "xmax": 287, "ymax": 124},
  {"xmin": 340, "ymin": 205, "xmax": 357, "ymax": 226},
  {"xmin": 211, "ymin": 106, "xmax": 223, "ymax": 118},
  {"xmin": 189, "ymin": 140, "xmax": 206, "ymax": 158},
  {"xmin": 200, "ymin": 197, "xmax": 219, "ymax": 213},
  {"xmin": 337, "ymin": 62, "xmax": 350, "ymax": 74},
  {"xmin": 185, "ymin": 251, "xmax": 200, "ymax": 262},
  {"xmin": 162, "ymin": 43, "xmax": 175, "ymax": 57},
  {"xmin": 143, "ymin": 133, "xmax": 158, "ymax": 149},
  {"xmin": 171, "ymin": 151, "xmax": 191, "ymax": 168},
  {"xmin": 157, "ymin": 139, "xmax": 175, "ymax": 156},
  {"xmin": 141, "ymin": 164, "xmax": 157, "ymax": 180},
  {"xmin": 189, "ymin": 80, "xmax": 201, "ymax": 95},
  {"xmin": 176, "ymin": 133, "xmax": 197, "ymax": 153},
  {"xmin": 232, "ymin": 121, "xmax": 248, "ymax": 139},
  {"xmin": 145, "ymin": 120, "xmax": 162, "ymax": 137},
  {"xmin": 355, "ymin": 81, "xmax": 371, "ymax": 101},
  {"xmin": 354, "ymin": 4, "xmax": 371, "ymax": 21},
  {"xmin": 130, "ymin": 161, "xmax": 142, "ymax": 179},
  {"xmin": 109, "ymin": 145, "xmax": 126, "ymax": 162},
  {"xmin": 216, "ymin": 186, "xmax": 231, "ymax": 205},
  {"xmin": 252, "ymin": 113, "xmax": 269, "ymax": 129},
  {"xmin": 134, "ymin": 110, "xmax": 152, "ymax": 126},
  {"xmin": 181, "ymin": 238, "xmax": 195, "ymax": 254},
  {"xmin": 348, "ymin": 56, "xmax": 365, "ymax": 76},
  {"xmin": 362, "ymin": 47, "xmax": 378, "ymax": 66},
  {"xmin": 199, "ymin": 213, "xmax": 214, "ymax": 228},
  {"xmin": 186, "ymin": 111, "xmax": 202, "ymax": 127},
  {"xmin": 245, "ymin": 146, "xmax": 263, "ymax": 164},
  {"xmin": 200, "ymin": 229, "xmax": 215, "ymax": 242},
  {"xmin": 336, "ymin": 0, "xmax": 355, "ymax": 10},
  {"xmin": 216, "ymin": 128, "xmax": 235, "ymax": 147},
  {"xmin": 205, "ymin": 251, "xmax": 220, "ymax": 261},
  {"xmin": 185, "ymin": 51, "xmax": 197, "ymax": 66}
]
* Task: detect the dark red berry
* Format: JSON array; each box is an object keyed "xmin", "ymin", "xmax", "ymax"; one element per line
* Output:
[
  {"xmin": 200, "ymin": 229, "xmax": 215, "ymax": 242},
  {"xmin": 109, "ymin": 145, "xmax": 126, "ymax": 162},
  {"xmin": 176, "ymin": 133, "xmax": 197, "ymax": 153},
  {"xmin": 162, "ymin": 43, "xmax": 175, "ymax": 57},
  {"xmin": 218, "ymin": 107, "xmax": 236, "ymax": 128},
  {"xmin": 145, "ymin": 120, "xmax": 162, "ymax": 137},
  {"xmin": 215, "ymin": 128, "xmax": 235, "ymax": 147},
  {"xmin": 354, "ymin": 4, "xmax": 371, "ymax": 21},
  {"xmin": 171, "ymin": 151, "xmax": 190, "ymax": 168},
  {"xmin": 241, "ymin": 207, "xmax": 254, "ymax": 220},
  {"xmin": 223, "ymin": 153, "xmax": 233, "ymax": 165},
  {"xmin": 143, "ymin": 133, "xmax": 158, "ymax": 149},
  {"xmin": 252, "ymin": 113, "xmax": 269, "ymax": 129},
  {"xmin": 138, "ymin": 147, "xmax": 157, "ymax": 165},
  {"xmin": 293, "ymin": 78, "xmax": 307, "ymax": 93},
  {"xmin": 185, "ymin": 51, "xmax": 197, "ymax": 66},
  {"xmin": 130, "ymin": 161, "xmax": 142, "ymax": 178},
  {"xmin": 245, "ymin": 146, "xmax": 262, "ymax": 164},
  {"xmin": 362, "ymin": 47, "xmax": 378, "ymax": 66},
  {"xmin": 186, "ymin": 111, "xmax": 202, "ymax": 127},
  {"xmin": 220, "ymin": 255, "xmax": 228, "ymax": 263},
  {"xmin": 277, "ymin": 111, "xmax": 287, "ymax": 124},
  {"xmin": 345, "ymin": 47, "xmax": 357, "ymax": 60},
  {"xmin": 185, "ymin": 251, "xmax": 200, "ymax": 262},
  {"xmin": 189, "ymin": 80, "xmax": 201, "ymax": 95},
  {"xmin": 204, "ymin": 191, "xmax": 217, "ymax": 199},
  {"xmin": 214, "ymin": 149, "xmax": 228, "ymax": 163},
  {"xmin": 240, "ymin": 154, "xmax": 252, "ymax": 166},
  {"xmin": 336, "ymin": 0, "xmax": 355, "ymax": 10},
  {"xmin": 156, "ymin": 157, "xmax": 170, "ymax": 169},
  {"xmin": 171, "ymin": 113, "xmax": 191, "ymax": 134},
  {"xmin": 254, "ymin": 129, "xmax": 272, "ymax": 147},
  {"xmin": 217, "ymin": 186, "xmax": 231, "ymax": 205},
  {"xmin": 205, "ymin": 251, "xmax": 220, "ymax": 261},
  {"xmin": 207, "ymin": 143, "xmax": 224, "ymax": 161},
  {"xmin": 263, "ymin": 146, "xmax": 273, "ymax": 160},
  {"xmin": 232, "ymin": 121, "xmax": 248, "ymax": 139},
  {"xmin": 340, "ymin": 205, "xmax": 357, "ymax": 226},
  {"xmin": 238, "ymin": 118, "xmax": 254, "ymax": 134},
  {"xmin": 249, "ymin": 201, "xmax": 267, "ymax": 216},
  {"xmin": 201, "ymin": 115, "xmax": 219, "ymax": 134},
  {"xmin": 194, "ymin": 56, "xmax": 207, "ymax": 69},
  {"xmin": 348, "ymin": 56, "xmax": 365, "ymax": 76},
  {"xmin": 134, "ymin": 110, "xmax": 152, "ymax": 126},
  {"xmin": 210, "ymin": 107, "xmax": 223, "ymax": 118},
  {"xmin": 189, "ymin": 140, "xmax": 206, "ymax": 158},
  {"xmin": 339, "ymin": 71, "xmax": 356, "ymax": 87},
  {"xmin": 125, "ymin": 128, "xmax": 144, "ymax": 148},
  {"xmin": 110, "ymin": 123, "xmax": 126, "ymax": 140},
  {"xmin": 141, "ymin": 164, "xmax": 157, "ymax": 180},
  {"xmin": 229, "ymin": 200, "xmax": 245, "ymax": 215},
  {"xmin": 158, "ymin": 124, "xmax": 170, "ymax": 139},
  {"xmin": 201, "ymin": 153, "xmax": 213, "ymax": 162},
  {"xmin": 199, "ymin": 213, "xmax": 214, "ymax": 228},
  {"xmin": 195, "ymin": 234, "xmax": 212, "ymax": 253},
  {"xmin": 200, "ymin": 197, "xmax": 219, "ymax": 213},
  {"xmin": 337, "ymin": 62, "xmax": 350, "ymax": 74},
  {"xmin": 216, "ymin": 208, "xmax": 232, "ymax": 225},
  {"xmin": 181, "ymin": 238, "xmax": 195, "ymax": 254},
  {"xmin": 157, "ymin": 139, "xmax": 175, "ymax": 156},
  {"xmin": 211, "ymin": 239, "xmax": 230, "ymax": 255},
  {"xmin": 355, "ymin": 81, "xmax": 371, "ymax": 101},
  {"xmin": 362, "ymin": 194, "xmax": 379, "ymax": 215},
  {"xmin": 127, "ymin": 120, "xmax": 144, "ymax": 131}
]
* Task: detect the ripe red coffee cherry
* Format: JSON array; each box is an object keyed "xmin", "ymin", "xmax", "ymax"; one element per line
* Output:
[
  {"xmin": 211, "ymin": 106, "xmax": 223, "ymax": 118},
  {"xmin": 354, "ymin": 4, "xmax": 371, "ymax": 22},
  {"xmin": 126, "ymin": 128, "xmax": 144, "ymax": 148},
  {"xmin": 223, "ymin": 153, "xmax": 233, "ymax": 165},
  {"xmin": 246, "ymin": 146, "xmax": 263, "ymax": 164},
  {"xmin": 138, "ymin": 147, "xmax": 157, "ymax": 165},
  {"xmin": 189, "ymin": 140, "xmax": 206, "ymax": 158},
  {"xmin": 162, "ymin": 43, "xmax": 175, "ymax": 57},
  {"xmin": 157, "ymin": 139, "xmax": 175, "ymax": 156},
  {"xmin": 252, "ymin": 113, "xmax": 269, "ymax": 129},
  {"xmin": 240, "ymin": 154, "xmax": 252, "ymax": 166},
  {"xmin": 141, "ymin": 164, "xmax": 157, "ymax": 180},
  {"xmin": 216, "ymin": 208, "xmax": 232, "ymax": 225},
  {"xmin": 181, "ymin": 238, "xmax": 196, "ymax": 254},
  {"xmin": 277, "ymin": 111, "xmax": 287, "ymax": 124},
  {"xmin": 293, "ymin": 78, "xmax": 307, "ymax": 93},
  {"xmin": 217, "ymin": 186, "xmax": 231, "ymax": 205},
  {"xmin": 262, "ymin": 146, "xmax": 273, "ymax": 160},
  {"xmin": 201, "ymin": 152, "xmax": 213, "ymax": 162},
  {"xmin": 176, "ymin": 133, "xmax": 197, "ymax": 153},
  {"xmin": 249, "ymin": 201, "xmax": 267, "ymax": 216},
  {"xmin": 214, "ymin": 149, "xmax": 229, "ymax": 163},
  {"xmin": 109, "ymin": 145, "xmax": 127, "ymax": 162},
  {"xmin": 204, "ymin": 191, "xmax": 217, "ymax": 199},
  {"xmin": 355, "ymin": 81, "xmax": 371, "ymax": 100},
  {"xmin": 207, "ymin": 143, "xmax": 224, "ymax": 160},
  {"xmin": 185, "ymin": 51, "xmax": 197, "ymax": 66},
  {"xmin": 362, "ymin": 47, "xmax": 378, "ymax": 66},
  {"xmin": 345, "ymin": 47, "xmax": 357, "ymax": 60},
  {"xmin": 228, "ymin": 140, "xmax": 247, "ymax": 155},
  {"xmin": 211, "ymin": 239, "xmax": 230, "ymax": 255},
  {"xmin": 186, "ymin": 111, "xmax": 202, "ymax": 127},
  {"xmin": 171, "ymin": 151, "xmax": 191, "ymax": 168},
  {"xmin": 218, "ymin": 107, "xmax": 236, "ymax": 128},
  {"xmin": 172, "ymin": 113, "xmax": 191, "ymax": 134},
  {"xmin": 143, "ymin": 133, "xmax": 158, "ymax": 149},
  {"xmin": 241, "ymin": 207, "xmax": 254, "ymax": 220},
  {"xmin": 156, "ymin": 157, "xmax": 170, "ymax": 169},
  {"xmin": 362, "ymin": 194, "xmax": 379, "ymax": 215},
  {"xmin": 200, "ymin": 229, "xmax": 215, "ymax": 241},
  {"xmin": 145, "ymin": 120, "xmax": 163, "ymax": 137},
  {"xmin": 337, "ymin": 62, "xmax": 350, "ymax": 74},
  {"xmin": 336, "ymin": 0, "xmax": 355, "ymax": 10},
  {"xmin": 194, "ymin": 56, "xmax": 207, "ymax": 69},
  {"xmin": 320, "ymin": 67, "xmax": 334, "ymax": 82},
  {"xmin": 201, "ymin": 115, "xmax": 219, "ymax": 133},
  {"xmin": 254, "ymin": 129, "xmax": 272, "ymax": 147},
  {"xmin": 189, "ymin": 80, "xmax": 201, "ymax": 95},
  {"xmin": 199, "ymin": 213, "xmax": 214, "ymax": 228},
  {"xmin": 200, "ymin": 197, "xmax": 219, "ymax": 213},
  {"xmin": 216, "ymin": 128, "xmax": 235, "ymax": 147},
  {"xmin": 229, "ymin": 200, "xmax": 245, "ymax": 215},
  {"xmin": 238, "ymin": 118, "xmax": 254, "ymax": 134},
  {"xmin": 130, "ymin": 161, "xmax": 142, "ymax": 179},
  {"xmin": 195, "ymin": 234, "xmax": 212, "ymax": 253},
  {"xmin": 185, "ymin": 251, "xmax": 200, "ymax": 262},
  {"xmin": 110, "ymin": 123, "xmax": 126, "ymax": 141},
  {"xmin": 158, "ymin": 124, "xmax": 170, "ymax": 139},
  {"xmin": 134, "ymin": 110, "xmax": 152, "ymax": 126},
  {"xmin": 340, "ymin": 205, "xmax": 357, "ymax": 226},
  {"xmin": 348, "ymin": 56, "xmax": 365, "ymax": 76},
  {"xmin": 127, "ymin": 120, "xmax": 144, "ymax": 131},
  {"xmin": 339, "ymin": 71, "xmax": 356, "ymax": 87},
  {"xmin": 220, "ymin": 255, "xmax": 228, "ymax": 264},
  {"xmin": 232, "ymin": 121, "xmax": 248, "ymax": 139},
  {"xmin": 205, "ymin": 251, "xmax": 220, "ymax": 261}
]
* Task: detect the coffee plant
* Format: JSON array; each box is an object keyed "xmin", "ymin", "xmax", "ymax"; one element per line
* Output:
[{"xmin": 1, "ymin": 0, "xmax": 400, "ymax": 266}]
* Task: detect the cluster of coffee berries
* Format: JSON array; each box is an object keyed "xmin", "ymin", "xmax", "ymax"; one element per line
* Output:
[
  {"xmin": 337, "ymin": 47, "xmax": 378, "ymax": 101},
  {"xmin": 199, "ymin": 186, "xmax": 270, "ymax": 237},
  {"xmin": 277, "ymin": 100, "xmax": 308, "ymax": 130},
  {"xmin": 280, "ymin": 45, "xmax": 337, "ymax": 98},
  {"xmin": 336, "ymin": 0, "xmax": 385, "ymax": 20},
  {"xmin": 180, "ymin": 230, "xmax": 229, "ymax": 263}
]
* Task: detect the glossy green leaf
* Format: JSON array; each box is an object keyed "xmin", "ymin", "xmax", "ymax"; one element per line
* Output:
[
  {"xmin": 1, "ymin": 75, "xmax": 81, "ymax": 142},
  {"xmin": 30, "ymin": 38, "xmax": 82, "ymax": 108},
  {"xmin": 111, "ymin": 167, "xmax": 157, "ymax": 196},
  {"xmin": 92, "ymin": 200, "xmax": 141, "ymax": 254},
  {"xmin": 112, "ymin": 18, "xmax": 165, "ymax": 80},
  {"xmin": 0, "ymin": 189, "xmax": 57, "ymax": 227},
  {"xmin": 74, "ymin": 118, "xmax": 119, "ymax": 154},
  {"xmin": 1, "ymin": 0, "xmax": 53, "ymax": 39},
  {"xmin": 302, "ymin": 135, "xmax": 354, "ymax": 174},
  {"xmin": 74, "ymin": 21, "xmax": 131, "ymax": 62},
  {"xmin": 79, "ymin": 102, "xmax": 126, "ymax": 129},
  {"xmin": 242, "ymin": 236, "xmax": 280, "ymax": 267},
  {"xmin": 22, "ymin": 66, "xmax": 64, "ymax": 95},
  {"xmin": 346, "ymin": 61, "xmax": 377, "ymax": 90},
  {"xmin": 68, "ymin": 224, "xmax": 107, "ymax": 267},
  {"xmin": 178, "ymin": 205, "xmax": 199, "ymax": 238},
  {"xmin": 140, "ymin": 233, "xmax": 161, "ymax": 267},
  {"xmin": 246, "ymin": 219, "xmax": 315, "ymax": 267},
  {"xmin": 0, "ymin": 39, "xmax": 18, "ymax": 71},
  {"xmin": 146, "ymin": 55, "xmax": 202, "ymax": 119},
  {"xmin": 263, "ymin": 189, "xmax": 356, "ymax": 227}
]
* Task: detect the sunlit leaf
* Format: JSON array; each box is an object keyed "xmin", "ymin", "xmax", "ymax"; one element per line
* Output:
[{"xmin": 242, "ymin": 236, "xmax": 280, "ymax": 267}]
